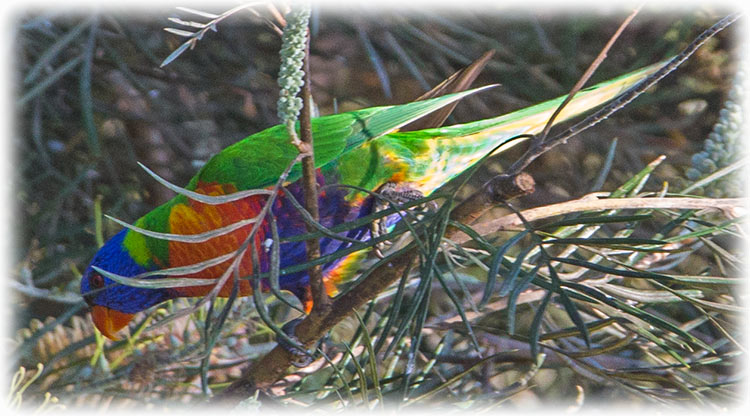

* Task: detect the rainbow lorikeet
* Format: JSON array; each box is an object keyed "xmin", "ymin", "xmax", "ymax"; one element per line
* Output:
[{"xmin": 81, "ymin": 61, "xmax": 662, "ymax": 340}]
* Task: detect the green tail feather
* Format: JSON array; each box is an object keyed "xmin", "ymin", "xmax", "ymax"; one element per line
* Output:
[
  {"xmin": 336, "ymin": 60, "xmax": 665, "ymax": 197},
  {"xmin": 123, "ymin": 60, "xmax": 663, "ymax": 267}
]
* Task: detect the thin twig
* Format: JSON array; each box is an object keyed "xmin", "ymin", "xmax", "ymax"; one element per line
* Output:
[
  {"xmin": 214, "ymin": 14, "xmax": 741, "ymax": 405},
  {"xmin": 508, "ymin": 13, "xmax": 741, "ymax": 176},
  {"xmin": 298, "ymin": 26, "xmax": 329, "ymax": 312},
  {"xmin": 536, "ymin": 6, "xmax": 641, "ymax": 143}
]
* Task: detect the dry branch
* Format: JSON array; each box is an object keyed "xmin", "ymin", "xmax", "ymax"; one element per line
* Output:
[
  {"xmin": 215, "ymin": 14, "xmax": 740, "ymax": 405},
  {"xmin": 453, "ymin": 195, "xmax": 746, "ymax": 245}
]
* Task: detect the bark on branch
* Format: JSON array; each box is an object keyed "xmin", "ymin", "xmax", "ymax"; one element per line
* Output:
[
  {"xmin": 216, "ymin": 172, "xmax": 534, "ymax": 403},
  {"xmin": 215, "ymin": 13, "xmax": 740, "ymax": 405}
]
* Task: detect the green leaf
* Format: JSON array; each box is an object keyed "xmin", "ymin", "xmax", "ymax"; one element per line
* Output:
[
  {"xmin": 434, "ymin": 267, "xmax": 480, "ymax": 352},
  {"xmin": 611, "ymin": 156, "xmax": 665, "ymax": 198},
  {"xmin": 18, "ymin": 55, "xmax": 83, "ymax": 107},
  {"xmin": 24, "ymin": 18, "xmax": 92, "ymax": 84},
  {"xmin": 551, "ymin": 257, "xmax": 677, "ymax": 282},
  {"xmin": 498, "ymin": 244, "xmax": 534, "ymax": 297},
  {"xmin": 373, "ymin": 256, "xmax": 413, "ymax": 355},
  {"xmin": 544, "ymin": 237, "xmax": 667, "ymax": 246},
  {"xmin": 482, "ymin": 231, "xmax": 528, "ymax": 307},
  {"xmin": 544, "ymin": 213, "xmax": 653, "ymax": 228},
  {"xmin": 507, "ymin": 264, "xmax": 540, "ymax": 335},
  {"xmin": 354, "ymin": 311, "xmax": 384, "ymax": 408},
  {"xmin": 529, "ymin": 289, "xmax": 553, "ymax": 358},
  {"xmin": 548, "ymin": 265, "xmax": 590, "ymax": 347}
]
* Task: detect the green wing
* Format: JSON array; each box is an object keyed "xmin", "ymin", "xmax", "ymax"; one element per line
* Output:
[
  {"xmin": 121, "ymin": 60, "xmax": 661, "ymax": 266},
  {"xmin": 120, "ymin": 86, "xmax": 494, "ymax": 265},
  {"xmin": 337, "ymin": 60, "xmax": 665, "ymax": 197},
  {"xmin": 191, "ymin": 86, "xmax": 495, "ymax": 190}
]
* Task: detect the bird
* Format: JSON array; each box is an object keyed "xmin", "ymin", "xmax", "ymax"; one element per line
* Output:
[{"xmin": 80, "ymin": 60, "xmax": 662, "ymax": 341}]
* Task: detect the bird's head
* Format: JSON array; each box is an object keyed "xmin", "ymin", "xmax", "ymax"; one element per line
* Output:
[{"xmin": 81, "ymin": 230, "xmax": 170, "ymax": 340}]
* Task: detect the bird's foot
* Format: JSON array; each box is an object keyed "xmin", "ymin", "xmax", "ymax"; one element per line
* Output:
[
  {"xmin": 278, "ymin": 318, "xmax": 314, "ymax": 367},
  {"xmin": 371, "ymin": 182, "xmax": 437, "ymax": 258},
  {"xmin": 377, "ymin": 182, "xmax": 427, "ymax": 205}
]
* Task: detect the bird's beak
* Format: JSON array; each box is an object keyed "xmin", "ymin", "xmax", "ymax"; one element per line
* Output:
[{"xmin": 91, "ymin": 305, "xmax": 134, "ymax": 340}]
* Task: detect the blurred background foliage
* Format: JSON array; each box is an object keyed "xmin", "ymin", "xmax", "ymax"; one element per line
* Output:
[{"xmin": 11, "ymin": 2, "xmax": 743, "ymax": 411}]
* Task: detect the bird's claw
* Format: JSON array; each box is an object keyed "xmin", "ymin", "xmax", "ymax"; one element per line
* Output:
[
  {"xmin": 371, "ymin": 182, "xmax": 436, "ymax": 258},
  {"xmin": 278, "ymin": 318, "xmax": 314, "ymax": 368}
]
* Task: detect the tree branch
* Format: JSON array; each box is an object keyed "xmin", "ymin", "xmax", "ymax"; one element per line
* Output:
[
  {"xmin": 297, "ymin": 27, "xmax": 329, "ymax": 313},
  {"xmin": 215, "ymin": 14, "xmax": 740, "ymax": 405},
  {"xmin": 451, "ymin": 195, "xmax": 746, "ymax": 245},
  {"xmin": 216, "ymin": 173, "xmax": 531, "ymax": 403}
]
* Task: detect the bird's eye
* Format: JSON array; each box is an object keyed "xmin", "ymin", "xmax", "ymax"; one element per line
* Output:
[{"xmin": 90, "ymin": 273, "xmax": 105, "ymax": 289}]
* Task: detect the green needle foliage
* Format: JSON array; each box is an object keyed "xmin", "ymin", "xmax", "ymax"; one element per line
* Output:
[{"xmin": 12, "ymin": 5, "xmax": 742, "ymax": 412}]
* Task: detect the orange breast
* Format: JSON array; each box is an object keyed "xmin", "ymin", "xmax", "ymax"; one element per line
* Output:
[{"xmin": 166, "ymin": 182, "xmax": 266, "ymax": 298}]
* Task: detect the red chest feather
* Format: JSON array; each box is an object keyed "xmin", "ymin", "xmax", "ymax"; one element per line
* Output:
[{"xmin": 166, "ymin": 182, "xmax": 266, "ymax": 297}]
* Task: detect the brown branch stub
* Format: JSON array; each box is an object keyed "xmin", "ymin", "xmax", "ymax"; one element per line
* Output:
[
  {"xmin": 447, "ymin": 172, "xmax": 536, "ymax": 233},
  {"xmin": 485, "ymin": 172, "xmax": 536, "ymax": 203}
]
